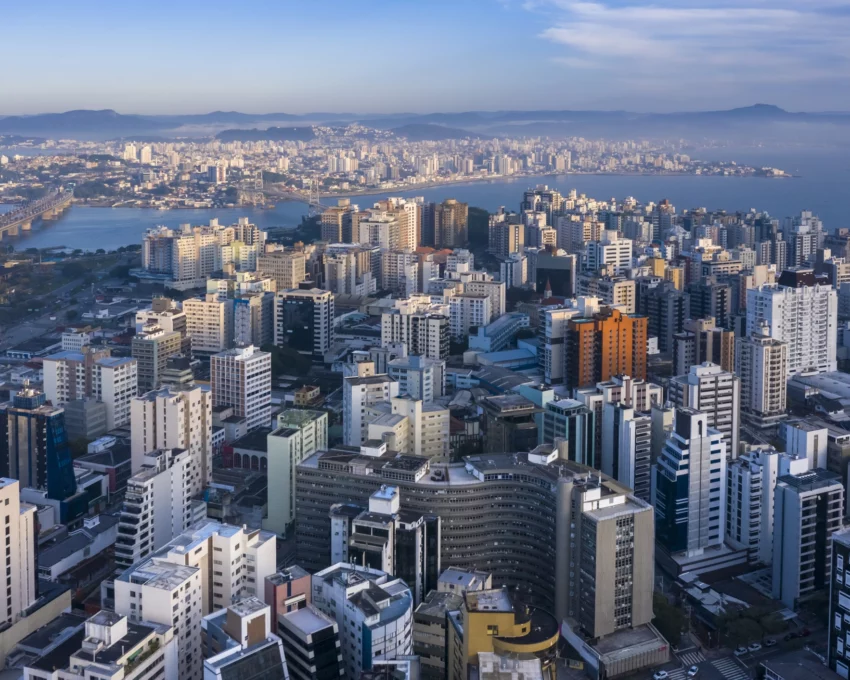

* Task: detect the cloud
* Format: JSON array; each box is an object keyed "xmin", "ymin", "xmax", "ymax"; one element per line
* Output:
[{"xmin": 534, "ymin": 0, "xmax": 850, "ymax": 104}]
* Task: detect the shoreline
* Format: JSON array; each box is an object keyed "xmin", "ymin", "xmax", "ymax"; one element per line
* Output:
[{"xmin": 4, "ymin": 169, "xmax": 791, "ymax": 210}]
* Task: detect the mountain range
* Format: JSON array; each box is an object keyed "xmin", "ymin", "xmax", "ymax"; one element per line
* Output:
[{"xmin": 2, "ymin": 104, "xmax": 850, "ymax": 142}]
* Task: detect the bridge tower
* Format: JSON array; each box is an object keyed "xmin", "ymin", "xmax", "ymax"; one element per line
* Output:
[{"xmin": 308, "ymin": 177, "xmax": 323, "ymax": 217}]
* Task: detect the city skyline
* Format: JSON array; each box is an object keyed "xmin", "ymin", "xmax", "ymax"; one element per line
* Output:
[{"xmin": 3, "ymin": 0, "xmax": 850, "ymax": 115}]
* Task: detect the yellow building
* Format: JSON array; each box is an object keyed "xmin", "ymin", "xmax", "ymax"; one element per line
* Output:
[
  {"xmin": 665, "ymin": 265, "xmax": 685, "ymax": 291},
  {"xmin": 646, "ymin": 257, "xmax": 666, "ymax": 277},
  {"xmin": 447, "ymin": 589, "xmax": 559, "ymax": 680}
]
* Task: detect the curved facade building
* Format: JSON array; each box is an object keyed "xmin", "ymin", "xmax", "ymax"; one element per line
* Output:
[{"xmin": 295, "ymin": 443, "xmax": 654, "ymax": 631}]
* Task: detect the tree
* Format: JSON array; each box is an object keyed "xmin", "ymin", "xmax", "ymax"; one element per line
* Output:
[
  {"xmin": 61, "ymin": 261, "xmax": 88, "ymax": 279},
  {"xmin": 65, "ymin": 309, "xmax": 79, "ymax": 322},
  {"xmin": 652, "ymin": 593, "xmax": 685, "ymax": 646}
]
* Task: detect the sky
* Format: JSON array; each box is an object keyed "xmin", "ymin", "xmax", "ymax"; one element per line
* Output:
[{"xmin": 3, "ymin": 0, "xmax": 850, "ymax": 115}]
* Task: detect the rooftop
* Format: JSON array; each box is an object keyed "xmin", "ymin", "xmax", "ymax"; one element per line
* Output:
[
  {"xmin": 281, "ymin": 605, "xmax": 337, "ymax": 636},
  {"xmin": 231, "ymin": 427, "xmax": 273, "ymax": 452}
]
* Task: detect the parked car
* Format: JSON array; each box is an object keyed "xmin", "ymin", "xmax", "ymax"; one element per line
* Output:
[
  {"xmin": 748, "ymin": 642, "xmax": 762, "ymax": 652},
  {"xmin": 764, "ymin": 638, "xmax": 777, "ymax": 647},
  {"xmin": 734, "ymin": 647, "xmax": 749, "ymax": 657},
  {"xmin": 653, "ymin": 672, "xmax": 669, "ymax": 680},
  {"xmin": 801, "ymin": 628, "xmax": 811, "ymax": 637},
  {"xmin": 687, "ymin": 665, "xmax": 699, "ymax": 677}
]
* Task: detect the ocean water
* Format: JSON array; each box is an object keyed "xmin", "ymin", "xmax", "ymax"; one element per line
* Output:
[{"xmin": 2, "ymin": 147, "xmax": 848, "ymax": 251}]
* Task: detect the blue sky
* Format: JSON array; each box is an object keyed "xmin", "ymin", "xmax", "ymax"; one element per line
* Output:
[{"xmin": 3, "ymin": 0, "xmax": 850, "ymax": 114}]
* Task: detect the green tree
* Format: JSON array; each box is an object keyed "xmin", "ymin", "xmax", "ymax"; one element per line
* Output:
[
  {"xmin": 652, "ymin": 593, "xmax": 685, "ymax": 646},
  {"xmin": 61, "ymin": 261, "xmax": 88, "ymax": 278},
  {"xmin": 65, "ymin": 309, "xmax": 79, "ymax": 322}
]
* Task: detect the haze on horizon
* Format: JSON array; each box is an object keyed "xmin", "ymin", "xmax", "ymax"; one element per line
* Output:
[{"xmin": 3, "ymin": 0, "xmax": 850, "ymax": 116}]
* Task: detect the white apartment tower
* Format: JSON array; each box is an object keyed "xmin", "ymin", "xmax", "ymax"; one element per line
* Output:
[
  {"xmin": 746, "ymin": 269, "xmax": 837, "ymax": 380},
  {"xmin": 114, "ymin": 448, "xmax": 207, "ymax": 572},
  {"xmin": 114, "ymin": 521, "xmax": 276, "ymax": 680},
  {"xmin": 130, "ymin": 384, "xmax": 212, "ymax": 491},
  {"xmin": 735, "ymin": 321, "xmax": 788, "ymax": 428},
  {"xmin": 0, "ymin": 479, "xmax": 36, "ymax": 627},
  {"xmin": 210, "ymin": 345, "xmax": 272, "ymax": 431},
  {"xmin": 448, "ymin": 294, "xmax": 491, "ymax": 339},
  {"xmin": 726, "ymin": 447, "xmax": 807, "ymax": 565},
  {"xmin": 184, "ymin": 295, "xmax": 232, "ymax": 356},
  {"xmin": 668, "ymin": 362, "xmax": 740, "ymax": 459},
  {"xmin": 343, "ymin": 367, "xmax": 399, "ymax": 447},
  {"xmin": 381, "ymin": 296, "xmax": 449, "ymax": 361}
]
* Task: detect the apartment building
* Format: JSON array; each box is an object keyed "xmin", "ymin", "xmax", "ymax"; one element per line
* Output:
[{"xmin": 210, "ymin": 345, "xmax": 272, "ymax": 431}]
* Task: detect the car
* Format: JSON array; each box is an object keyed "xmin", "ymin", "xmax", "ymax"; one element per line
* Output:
[
  {"xmin": 764, "ymin": 638, "xmax": 777, "ymax": 647},
  {"xmin": 734, "ymin": 647, "xmax": 749, "ymax": 657},
  {"xmin": 748, "ymin": 642, "xmax": 762, "ymax": 652},
  {"xmin": 653, "ymin": 672, "xmax": 669, "ymax": 680},
  {"xmin": 801, "ymin": 628, "xmax": 811, "ymax": 637},
  {"xmin": 784, "ymin": 633, "xmax": 798, "ymax": 641},
  {"xmin": 687, "ymin": 665, "xmax": 699, "ymax": 677}
]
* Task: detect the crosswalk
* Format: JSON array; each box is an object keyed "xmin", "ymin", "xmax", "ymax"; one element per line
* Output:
[
  {"xmin": 711, "ymin": 657, "xmax": 749, "ymax": 679},
  {"xmin": 664, "ymin": 669, "xmax": 688, "ymax": 680},
  {"xmin": 678, "ymin": 651, "xmax": 706, "ymax": 667}
]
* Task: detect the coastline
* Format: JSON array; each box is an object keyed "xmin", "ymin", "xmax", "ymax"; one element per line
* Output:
[{"xmin": 24, "ymin": 169, "xmax": 793, "ymax": 210}]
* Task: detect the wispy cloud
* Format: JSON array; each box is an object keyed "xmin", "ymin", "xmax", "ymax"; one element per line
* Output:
[{"xmin": 533, "ymin": 0, "xmax": 850, "ymax": 104}]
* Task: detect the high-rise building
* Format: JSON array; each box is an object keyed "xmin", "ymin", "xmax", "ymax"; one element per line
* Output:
[
  {"xmin": 343, "ymin": 369, "xmax": 399, "ymax": 446},
  {"xmin": 480, "ymin": 395, "xmax": 540, "ymax": 454},
  {"xmin": 22, "ymin": 611, "xmax": 179, "ymax": 680},
  {"xmin": 381, "ymin": 296, "xmax": 450, "ymax": 360},
  {"xmin": 264, "ymin": 409, "xmax": 328, "ymax": 538},
  {"xmin": 459, "ymin": 275, "xmax": 506, "ymax": 322},
  {"xmin": 201, "ymin": 597, "xmax": 289, "ymax": 680},
  {"xmin": 321, "ymin": 199, "xmax": 355, "ymax": 242},
  {"xmin": 433, "ymin": 199, "xmax": 468, "ymax": 248},
  {"xmin": 140, "ymin": 221, "xmax": 266, "ymax": 290},
  {"xmin": 233, "ymin": 291, "xmax": 275, "ymax": 348},
  {"xmin": 114, "ymin": 447, "xmax": 207, "ymax": 571},
  {"xmin": 772, "ymin": 468, "xmax": 844, "ymax": 609},
  {"xmin": 330, "ymin": 485, "xmax": 440, "ymax": 605},
  {"xmin": 672, "ymin": 317, "xmax": 735, "ymax": 375},
  {"xmin": 0, "ymin": 479, "xmax": 36, "ymax": 627},
  {"xmin": 43, "ymin": 348, "xmax": 138, "ymax": 430},
  {"xmin": 310, "ymin": 563, "xmax": 413, "ymax": 678},
  {"xmin": 585, "ymin": 230, "xmax": 633, "ymax": 275},
  {"xmin": 257, "ymin": 249, "xmax": 307, "ymax": 291},
  {"xmin": 381, "ymin": 250, "xmax": 420, "ymax": 296},
  {"xmin": 565, "ymin": 307, "xmax": 648, "ymax": 390},
  {"xmin": 184, "ymin": 294, "xmax": 233, "ymax": 356},
  {"xmin": 448, "ymin": 294, "xmax": 490, "ymax": 339},
  {"xmin": 488, "ymin": 221, "xmax": 524, "ymax": 258},
  {"xmin": 130, "ymin": 384, "xmax": 212, "ymax": 490},
  {"xmin": 687, "ymin": 278, "xmax": 732, "ymax": 329},
  {"xmin": 726, "ymin": 446, "xmax": 807, "ymax": 565},
  {"xmin": 747, "ymin": 268, "xmax": 837, "ymax": 380},
  {"xmin": 638, "ymin": 279, "xmax": 689, "ymax": 354},
  {"xmin": 274, "ymin": 289, "xmax": 334, "ymax": 362},
  {"xmin": 131, "ymin": 323, "xmax": 183, "ymax": 393},
  {"xmin": 295, "ymin": 446, "xmax": 654, "ymax": 625},
  {"xmin": 601, "ymin": 403, "xmax": 652, "ymax": 502},
  {"xmin": 367, "ymin": 398, "xmax": 451, "ymax": 462},
  {"xmin": 654, "ymin": 408, "xmax": 727, "ymax": 556},
  {"xmin": 210, "ymin": 345, "xmax": 271, "ymax": 431},
  {"xmin": 668, "ymin": 362, "xmax": 740, "ymax": 458},
  {"xmin": 387, "ymin": 354, "xmax": 445, "ymax": 401},
  {"xmin": 828, "ymin": 528, "xmax": 850, "ymax": 676},
  {"xmin": 0, "ymin": 386, "xmax": 76, "ymax": 504},
  {"xmin": 576, "ymin": 274, "xmax": 637, "ymax": 313},
  {"xmin": 278, "ymin": 605, "xmax": 344, "ymax": 680},
  {"xmin": 114, "ymin": 520, "xmax": 277, "ymax": 680},
  {"xmin": 736, "ymin": 321, "xmax": 788, "ymax": 428}
]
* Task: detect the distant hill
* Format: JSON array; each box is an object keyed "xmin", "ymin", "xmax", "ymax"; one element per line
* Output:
[
  {"xmin": 0, "ymin": 110, "xmax": 171, "ymax": 138},
  {"xmin": 392, "ymin": 123, "xmax": 490, "ymax": 141},
  {"xmin": 4, "ymin": 105, "xmax": 850, "ymax": 142},
  {"xmin": 215, "ymin": 126, "xmax": 316, "ymax": 142}
]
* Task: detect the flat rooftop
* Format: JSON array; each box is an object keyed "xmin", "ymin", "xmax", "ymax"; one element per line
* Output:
[{"xmin": 281, "ymin": 606, "xmax": 336, "ymax": 636}]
